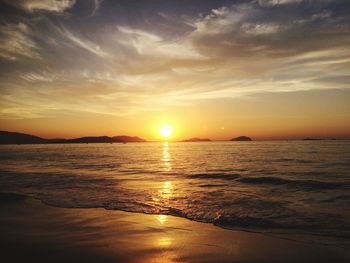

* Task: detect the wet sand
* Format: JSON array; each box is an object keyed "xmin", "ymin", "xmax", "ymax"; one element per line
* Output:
[{"xmin": 1, "ymin": 193, "xmax": 349, "ymax": 263}]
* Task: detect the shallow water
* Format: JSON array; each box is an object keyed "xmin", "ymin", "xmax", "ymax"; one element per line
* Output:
[{"xmin": 0, "ymin": 141, "xmax": 349, "ymax": 239}]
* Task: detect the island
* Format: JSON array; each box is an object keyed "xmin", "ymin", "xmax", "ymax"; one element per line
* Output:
[
  {"xmin": 182, "ymin": 138, "xmax": 211, "ymax": 142},
  {"xmin": 230, "ymin": 136, "xmax": 252, "ymax": 141},
  {"xmin": 0, "ymin": 131, "xmax": 146, "ymax": 144}
]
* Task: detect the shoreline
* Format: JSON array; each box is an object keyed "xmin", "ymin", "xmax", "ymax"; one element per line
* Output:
[
  {"xmin": 1, "ymin": 192, "xmax": 349, "ymax": 263},
  {"xmin": 3, "ymin": 191, "xmax": 350, "ymax": 247},
  {"xmin": 38, "ymin": 198, "xmax": 350, "ymax": 250}
]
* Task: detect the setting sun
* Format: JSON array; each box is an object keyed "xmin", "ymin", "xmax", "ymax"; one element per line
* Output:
[{"xmin": 159, "ymin": 125, "xmax": 172, "ymax": 138}]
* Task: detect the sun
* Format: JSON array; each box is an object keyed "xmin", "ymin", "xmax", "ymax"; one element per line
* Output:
[{"xmin": 159, "ymin": 125, "xmax": 172, "ymax": 138}]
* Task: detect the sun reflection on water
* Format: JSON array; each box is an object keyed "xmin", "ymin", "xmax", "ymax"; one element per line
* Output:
[
  {"xmin": 161, "ymin": 142, "xmax": 171, "ymax": 172},
  {"xmin": 159, "ymin": 181, "xmax": 173, "ymax": 200},
  {"xmin": 151, "ymin": 181, "xmax": 174, "ymax": 205}
]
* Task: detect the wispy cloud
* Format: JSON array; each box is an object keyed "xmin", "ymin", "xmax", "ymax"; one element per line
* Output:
[
  {"xmin": 91, "ymin": 0, "xmax": 103, "ymax": 16},
  {"xmin": 59, "ymin": 25, "xmax": 110, "ymax": 58},
  {"xmin": 242, "ymin": 22, "xmax": 281, "ymax": 35},
  {"xmin": 116, "ymin": 25, "xmax": 202, "ymax": 59},
  {"xmin": 0, "ymin": 22, "xmax": 41, "ymax": 60},
  {"xmin": 4, "ymin": 0, "xmax": 76, "ymax": 13},
  {"xmin": 258, "ymin": 0, "xmax": 304, "ymax": 6}
]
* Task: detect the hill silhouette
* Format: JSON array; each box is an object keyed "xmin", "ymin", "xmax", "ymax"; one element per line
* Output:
[
  {"xmin": 0, "ymin": 131, "xmax": 146, "ymax": 144},
  {"xmin": 230, "ymin": 136, "xmax": 252, "ymax": 141},
  {"xmin": 303, "ymin": 138, "xmax": 322, "ymax": 141},
  {"xmin": 0, "ymin": 131, "xmax": 46, "ymax": 144},
  {"xmin": 182, "ymin": 137, "xmax": 211, "ymax": 142}
]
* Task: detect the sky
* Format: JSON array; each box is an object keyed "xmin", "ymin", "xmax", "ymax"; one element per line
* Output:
[{"xmin": 0, "ymin": 0, "xmax": 349, "ymax": 141}]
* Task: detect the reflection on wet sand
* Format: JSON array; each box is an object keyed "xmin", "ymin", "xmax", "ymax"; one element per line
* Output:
[
  {"xmin": 156, "ymin": 236, "xmax": 173, "ymax": 247},
  {"xmin": 157, "ymin": 214, "xmax": 168, "ymax": 225}
]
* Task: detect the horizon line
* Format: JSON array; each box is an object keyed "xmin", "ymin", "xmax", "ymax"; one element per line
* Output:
[{"xmin": 1, "ymin": 130, "xmax": 349, "ymax": 143}]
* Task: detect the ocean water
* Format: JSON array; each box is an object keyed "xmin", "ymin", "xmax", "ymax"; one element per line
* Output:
[{"xmin": 1, "ymin": 141, "xmax": 349, "ymax": 240}]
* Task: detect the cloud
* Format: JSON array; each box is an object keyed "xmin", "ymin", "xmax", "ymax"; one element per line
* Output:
[
  {"xmin": 91, "ymin": 0, "xmax": 103, "ymax": 16},
  {"xmin": 188, "ymin": 1, "xmax": 350, "ymax": 59},
  {"xmin": 242, "ymin": 22, "xmax": 281, "ymax": 35},
  {"xmin": 59, "ymin": 26, "xmax": 110, "ymax": 58},
  {"xmin": 5, "ymin": 0, "xmax": 76, "ymax": 13},
  {"xmin": 258, "ymin": 0, "xmax": 304, "ymax": 6},
  {"xmin": 191, "ymin": 4, "xmax": 254, "ymax": 35},
  {"xmin": 116, "ymin": 25, "xmax": 203, "ymax": 60},
  {"xmin": 20, "ymin": 71, "xmax": 56, "ymax": 82},
  {"xmin": 0, "ymin": 22, "xmax": 41, "ymax": 60}
]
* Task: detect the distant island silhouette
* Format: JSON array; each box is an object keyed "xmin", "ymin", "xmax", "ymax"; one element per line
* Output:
[
  {"xmin": 2, "ymin": 131, "xmax": 344, "ymax": 144},
  {"xmin": 182, "ymin": 138, "xmax": 211, "ymax": 142},
  {"xmin": 0, "ymin": 131, "xmax": 146, "ymax": 144},
  {"xmin": 231, "ymin": 136, "xmax": 252, "ymax": 141}
]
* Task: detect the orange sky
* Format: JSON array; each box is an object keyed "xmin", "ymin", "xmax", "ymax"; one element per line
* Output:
[{"xmin": 2, "ymin": 89, "xmax": 350, "ymax": 141}]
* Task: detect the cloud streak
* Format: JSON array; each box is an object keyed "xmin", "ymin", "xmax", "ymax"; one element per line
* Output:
[
  {"xmin": 58, "ymin": 25, "xmax": 110, "ymax": 58},
  {"xmin": 5, "ymin": 0, "xmax": 76, "ymax": 13},
  {"xmin": 91, "ymin": 0, "xmax": 103, "ymax": 16},
  {"xmin": 0, "ymin": 22, "xmax": 41, "ymax": 60}
]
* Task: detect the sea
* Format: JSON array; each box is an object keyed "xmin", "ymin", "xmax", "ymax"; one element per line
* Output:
[{"xmin": 1, "ymin": 141, "xmax": 349, "ymax": 245}]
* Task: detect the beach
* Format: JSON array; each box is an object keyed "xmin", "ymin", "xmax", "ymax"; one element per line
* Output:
[{"xmin": 1, "ymin": 192, "xmax": 349, "ymax": 263}]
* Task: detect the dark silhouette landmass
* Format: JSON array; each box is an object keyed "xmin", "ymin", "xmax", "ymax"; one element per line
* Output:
[
  {"xmin": 303, "ymin": 138, "xmax": 322, "ymax": 141},
  {"xmin": 231, "ymin": 136, "xmax": 252, "ymax": 141},
  {"xmin": 0, "ymin": 131, "xmax": 46, "ymax": 144},
  {"xmin": 182, "ymin": 137, "xmax": 211, "ymax": 142},
  {"xmin": 113, "ymin": 136, "xmax": 146, "ymax": 143},
  {"xmin": 0, "ymin": 131, "xmax": 146, "ymax": 144}
]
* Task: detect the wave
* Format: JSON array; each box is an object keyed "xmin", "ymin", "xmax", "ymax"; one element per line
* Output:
[
  {"xmin": 274, "ymin": 158, "xmax": 315, "ymax": 164},
  {"xmin": 213, "ymin": 213, "xmax": 350, "ymax": 239},
  {"xmin": 188, "ymin": 173, "xmax": 241, "ymax": 180},
  {"xmin": 238, "ymin": 176, "xmax": 350, "ymax": 190},
  {"xmin": 189, "ymin": 172, "xmax": 350, "ymax": 190}
]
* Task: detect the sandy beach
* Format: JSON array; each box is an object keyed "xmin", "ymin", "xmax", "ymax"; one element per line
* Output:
[{"xmin": 0, "ymin": 192, "xmax": 349, "ymax": 263}]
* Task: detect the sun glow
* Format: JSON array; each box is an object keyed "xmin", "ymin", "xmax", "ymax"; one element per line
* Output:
[{"xmin": 159, "ymin": 125, "xmax": 172, "ymax": 138}]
